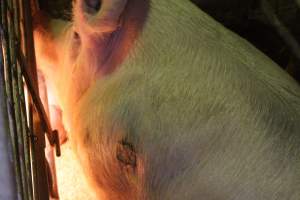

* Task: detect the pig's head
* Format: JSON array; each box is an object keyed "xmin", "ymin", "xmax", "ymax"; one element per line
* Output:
[
  {"xmin": 34, "ymin": 0, "xmax": 217, "ymax": 199},
  {"xmin": 34, "ymin": 0, "xmax": 148, "ymax": 120},
  {"xmin": 34, "ymin": 1, "xmax": 149, "ymax": 198},
  {"xmin": 34, "ymin": 1, "xmax": 300, "ymax": 200}
]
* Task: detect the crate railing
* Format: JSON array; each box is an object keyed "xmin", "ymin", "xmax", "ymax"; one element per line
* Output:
[{"xmin": 0, "ymin": 0, "xmax": 61, "ymax": 199}]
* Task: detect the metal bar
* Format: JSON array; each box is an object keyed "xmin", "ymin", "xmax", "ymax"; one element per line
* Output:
[
  {"xmin": 0, "ymin": 24, "xmax": 19, "ymax": 200},
  {"xmin": 31, "ymin": 106, "xmax": 51, "ymax": 200},
  {"xmin": 1, "ymin": 1, "xmax": 24, "ymax": 198},
  {"xmin": 28, "ymin": 103, "xmax": 38, "ymax": 200},
  {"xmin": 12, "ymin": 0, "xmax": 34, "ymax": 198},
  {"xmin": 39, "ymin": 73, "xmax": 60, "ymax": 199},
  {"xmin": 6, "ymin": 1, "xmax": 29, "ymax": 198},
  {"xmin": 20, "ymin": 0, "xmax": 61, "ymax": 199},
  {"xmin": 17, "ymin": 48, "xmax": 61, "ymax": 156},
  {"xmin": 1, "ymin": 0, "xmax": 61, "ymax": 199},
  {"xmin": 17, "ymin": 0, "xmax": 61, "ymax": 154}
]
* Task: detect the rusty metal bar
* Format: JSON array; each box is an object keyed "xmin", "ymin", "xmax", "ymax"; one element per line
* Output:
[
  {"xmin": 17, "ymin": 50, "xmax": 61, "ymax": 156},
  {"xmin": 20, "ymin": 0, "xmax": 54, "ymax": 199}
]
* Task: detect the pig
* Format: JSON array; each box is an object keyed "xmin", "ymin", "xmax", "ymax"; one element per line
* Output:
[{"xmin": 33, "ymin": 0, "xmax": 300, "ymax": 199}]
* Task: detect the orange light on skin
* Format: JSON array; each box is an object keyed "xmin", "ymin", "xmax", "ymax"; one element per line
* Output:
[
  {"xmin": 55, "ymin": 142, "xmax": 97, "ymax": 200},
  {"xmin": 39, "ymin": 78, "xmax": 97, "ymax": 200},
  {"xmin": 27, "ymin": 70, "xmax": 97, "ymax": 200}
]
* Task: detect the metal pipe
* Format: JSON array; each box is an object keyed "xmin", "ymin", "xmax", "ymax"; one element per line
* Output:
[{"xmin": 0, "ymin": 25, "xmax": 18, "ymax": 200}]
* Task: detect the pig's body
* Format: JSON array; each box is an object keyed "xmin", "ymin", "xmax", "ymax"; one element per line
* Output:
[{"xmin": 34, "ymin": 0, "xmax": 300, "ymax": 199}]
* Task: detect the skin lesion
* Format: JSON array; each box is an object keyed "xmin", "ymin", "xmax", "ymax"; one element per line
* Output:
[
  {"xmin": 116, "ymin": 140, "xmax": 137, "ymax": 174},
  {"xmin": 33, "ymin": 0, "xmax": 300, "ymax": 199}
]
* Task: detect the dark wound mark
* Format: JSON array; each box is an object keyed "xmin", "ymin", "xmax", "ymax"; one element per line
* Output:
[{"xmin": 116, "ymin": 140, "xmax": 137, "ymax": 171}]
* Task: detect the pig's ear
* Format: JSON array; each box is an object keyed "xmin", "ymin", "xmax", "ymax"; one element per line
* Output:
[{"xmin": 73, "ymin": 0, "xmax": 127, "ymax": 35}]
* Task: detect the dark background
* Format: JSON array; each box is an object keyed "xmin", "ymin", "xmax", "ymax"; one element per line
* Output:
[{"xmin": 38, "ymin": 0, "xmax": 300, "ymax": 83}]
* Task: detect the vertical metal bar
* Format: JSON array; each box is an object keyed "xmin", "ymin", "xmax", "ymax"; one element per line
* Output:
[
  {"xmin": 21, "ymin": 0, "xmax": 51, "ymax": 199},
  {"xmin": 2, "ymin": 0, "xmax": 61, "ymax": 199},
  {"xmin": 6, "ymin": 0, "xmax": 29, "ymax": 198},
  {"xmin": 13, "ymin": 0, "xmax": 34, "ymax": 198},
  {"xmin": 1, "ymin": 1, "xmax": 24, "ymax": 198},
  {"xmin": 38, "ymin": 73, "xmax": 59, "ymax": 199},
  {"xmin": 1, "ymin": 0, "xmax": 59, "ymax": 199},
  {"xmin": 0, "ymin": 24, "xmax": 18, "ymax": 200},
  {"xmin": 28, "ymin": 103, "xmax": 38, "ymax": 200}
]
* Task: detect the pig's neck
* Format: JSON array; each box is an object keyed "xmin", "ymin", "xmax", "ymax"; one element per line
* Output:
[
  {"xmin": 52, "ymin": 64, "xmax": 96, "ymax": 130},
  {"xmin": 62, "ymin": 0, "xmax": 215, "ymax": 126}
]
